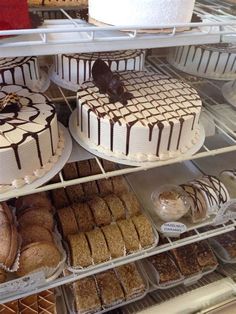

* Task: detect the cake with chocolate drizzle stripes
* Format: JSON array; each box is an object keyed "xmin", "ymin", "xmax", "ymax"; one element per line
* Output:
[
  {"xmin": 0, "ymin": 57, "xmax": 50, "ymax": 92},
  {"xmin": 50, "ymin": 50, "xmax": 145, "ymax": 92},
  {"xmin": 181, "ymin": 175, "xmax": 230, "ymax": 223},
  {"xmin": 75, "ymin": 60, "xmax": 203, "ymax": 163},
  {"xmin": 167, "ymin": 44, "xmax": 236, "ymax": 80},
  {"xmin": 0, "ymin": 84, "xmax": 64, "ymax": 193}
]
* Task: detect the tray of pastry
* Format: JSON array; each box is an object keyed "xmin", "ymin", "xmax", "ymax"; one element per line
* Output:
[
  {"xmin": 143, "ymin": 240, "xmax": 218, "ymax": 289},
  {"xmin": 208, "ymin": 230, "xmax": 236, "ymax": 264},
  {"xmin": 52, "ymin": 160, "xmax": 159, "ymax": 274},
  {"xmin": 0, "ymin": 192, "xmax": 66, "ymax": 296},
  {"xmin": 0, "ymin": 287, "xmax": 66, "ymax": 314},
  {"xmin": 63, "ymin": 262, "xmax": 148, "ymax": 314}
]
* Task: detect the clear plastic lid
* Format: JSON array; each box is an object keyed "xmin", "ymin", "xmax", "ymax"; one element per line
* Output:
[{"xmin": 151, "ymin": 184, "xmax": 191, "ymax": 222}]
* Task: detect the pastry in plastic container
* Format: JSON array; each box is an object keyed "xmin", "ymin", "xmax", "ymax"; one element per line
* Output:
[
  {"xmin": 96, "ymin": 270, "xmax": 124, "ymax": 308},
  {"xmin": 208, "ymin": 232, "xmax": 236, "ymax": 263},
  {"xmin": 195, "ymin": 241, "xmax": 218, "ymax": 272},
  {"xmin": 147, "ymin": 252, "xmax": 183, "ymax": 288},
  {"xmin": 151, "ymin": 185, "xmax": 190, "ymax": 222},
  {"xmin": 102, "ymin": 224, "xmax": 125, "ymax": 258},
  {"xmin": 67, "ymin": 233, "xmax": 92, "ymax": 268},
  {"xmin": 103, "ymin": 194, "xmax": 126, "ymax": 221},
  {"xmin": 73, "ymin": 276, "xmax": 102, "ymax": 314},
  {"xmin": 115, "ymin": 263, "xmax": 146, "ymax": 300},
  {"xmin": 171, "ymin": 244, "xmax": 201, "ymax": 278}
]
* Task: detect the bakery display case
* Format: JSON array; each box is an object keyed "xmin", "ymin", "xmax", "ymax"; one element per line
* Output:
[{"xmin": 1, "ymin": 0, "xmax": 236, "ymax": 313}]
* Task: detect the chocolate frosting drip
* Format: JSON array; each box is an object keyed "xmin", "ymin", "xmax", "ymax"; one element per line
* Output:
[
  {"xmin": 77, "ymin": 71, "xmax": 201, "ymax": 156},
  {"xmin": 181, "ymin": 184, "xmax": 206, "ymax": 220},
  {"xmin": 0, "ymin": 84, "xmax": 56, "ymax": 170}
]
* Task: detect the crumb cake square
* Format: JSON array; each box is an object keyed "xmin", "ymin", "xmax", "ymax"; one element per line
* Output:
[
  {"xmin": 97, "ymin": 179, "xmax": 113, "ymax": 196},
  {"xmin": 51, "ymin": 188, "xmax": 69, "ymax": 209},
  {"xmin": 72, "ymin": 202, "xmax": 95, "ymax": 232},
  {"xmin": 96, "ymin": 270, "xmax": 124, "ymax": 307},
  {"xmin": 88, "ymin": 196, "xmax": 112, "ymax": 227},
  {"xmin": 86, "ymin": 229, "xmax": 110, "ymax": 264},
  {"xmin": 132, "ymin": 214, "xmax": 155, "ymax": 248},
  {"xmin": 82, "ymin": 181, "xmax": 99, "ymax": 197},
  {"xmin": 62, "ymin": 162, "xmax": 78, "ymax": 180},
  {"xmin": 66, "ymin": 184, "xmax": 84, "ymax": 203},
  {"xmin": 104, "ymin": 194, "xmax": 126, "ymax": 221},
  {"xmin": 117, "ymin": 219, "xmax": 140, "ymax": 253},
  {"xmin": 112, "ymin": 176, "xmax": 128, "ymax": 194},
  {"xmin": 102, "ymin": 224, "xmax": 125, "ymax": 258},
  {"xmin": 67, "ymin": 233, "xmax": 92, "ymax": 268},
  {"xmin": 77, "ymin": 160, "xmax": 91, "ymax": 177},
  {"xmin": 89, "ymin": 159, "xmax": 101, "ymax": 175},
  {"xmin": 195, "ymin": 241, "xmax": 218, "ymax": 270},
  {"xmin": 118, "ymin": 192, "xmax": 141, "ymax": 217},
  {"xmin": 57, "ymin": 206, "xmax": 79, "ymax": 237}
]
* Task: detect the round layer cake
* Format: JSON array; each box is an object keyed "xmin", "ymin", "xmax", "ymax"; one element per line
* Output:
[
  {"xmin": 222, "ymin": 80, "xmax": 236, "ymax": 107},
  {"xmin": 75, "ymin": 71, "xmax": 202, "ymax": 162},
  {"xmin": 51, "ymin": 50, "xmax": 145, "ymax": 91},
  {"xmin": 0, "ymin": 57, "xmax": 49, "ymax": 92},
  {"xmin": 89, "ymin": 0, "xmax": 195, "ymax": 26},
  {"xmin": 168, "ymin": 44, "xmax": 236, "ymax": 80},
  {"xmin": 0, "ymin": 84, "xmax": 64, "ymax": 192}
]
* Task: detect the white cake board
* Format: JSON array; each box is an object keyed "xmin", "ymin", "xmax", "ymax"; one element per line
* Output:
[
  {"xmin": 0, "ymin": 123, "xmax": 72, "ymax": 200},
  {"xmin": 222, "ymin": 81, "xmax": 236, "ymax": 107},
  {"xmin": 69, "ymin": 109, "xmax": 205, "ymax": 167}
]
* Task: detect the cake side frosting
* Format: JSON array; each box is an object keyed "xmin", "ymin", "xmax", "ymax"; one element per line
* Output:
[
  {"xmin": 168, "ymin": 45, "xmax": 236, "ymax": 80},
  {"xmin": 51, "ymin": 50, "xmax": 145, "ymax": 91},
  {"xmin": 89, "ymin": 0, "xmax": 195, "ymax": 26},
  {"xmin": 76, "ymin": 71, "xmax": 202, "ymax": 162},
  {"xmin": 0, "ymin": 57, "xmax": 47, "ymax": 92},
  {"xmin": 0, "ymin": 85, "xmax": 64, "ymax": 191}
]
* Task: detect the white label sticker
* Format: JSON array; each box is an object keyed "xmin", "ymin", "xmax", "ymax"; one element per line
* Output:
[
  {"xmin": 212, "ymin": 199, "xmax": 236, "ymax": 226},
  {"xmin": 161, "ymin": 222, "xmax": 187, "ymax": 236}
]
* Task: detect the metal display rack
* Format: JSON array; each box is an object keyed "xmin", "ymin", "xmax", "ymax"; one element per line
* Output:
[{"xmin": 1, "ymin": 0, "xmax": 236, "ymax": 311}]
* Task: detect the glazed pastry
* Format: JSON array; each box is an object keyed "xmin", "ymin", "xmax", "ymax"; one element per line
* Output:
[
  {"xmin": 18, "ymin": 208, "xmax": 54, "ymax": 231},
  {"xmin": 72, "ymin": 202, "xmax": 95, "ymax": 232},
  {"xmin": 104, "ymin": 194, "xmax": 126, "ymax": 221},
  {"xmin": 88, "ymin": 196, "xmax": 112, "ymax": 227},
  {"xmin": 112, "ymin": 176, "xmax": 127, "ymax": 194},
  {"xmin": 66, "ymin": 184, "xmax": 84, "ymax": 203},
  {"xmin": 195, "ymin": 241, "xmax": 218, "ymax": 270},
  {"xmin": 17, "ymin": 242, "xmax": 61, "ymax": 277},
  {"xmin": 86, "ymin": 229, "xmax": 110, "ymax": 264},
  {"xmin": 77, "ymin": 160, "xmax": 91, "ymax": 177},
  {"xmin": 148, "ymin": 253, "xmax": 182, "ymax": 284},
  {"xmin": 73, "ymin": 277, "xmax": 101, "ymax": 313},
  {"xmin": 117, "ymin": 219, "xmax": 140, "ymax": 253},
  {"xmin": 132, "ymin": 214, "xmax": 155, "ymax": 248},
  {"xmin": 96, "ymin": 270, "xmax": 124, "ymax": 307},
  {"xmin": 118, "ymin": 192, "xmax": 141, "ymax": 217},
  {"xmin": 57, "ymin": 206, "xmax": 79, "ymax": 237},
  {"xmin": 102, "ymin": 224, "xmax": 125, "ymax": 258},
  {"xmin": 97, "ymin": 179, "xmax": 113, "ymax": 196},
  {"xmin": 19, "ymin": 225, "xmax": 53, "ymax": 247},
  {"xmin": 62, "ymin": 162, "xmax": 78, "ymax": 180},
  {"xmin": 171, "ymin": 244, "xmax": 201, "ymax": 277},
  {"xmin": 51, "ymin": 188, "xmax": 69, "ymax": 209},
  {"xmin": 116, "ymin": 263, "xmax": 145, "ymax": 299},
  {"xmin": 67, "ymin": 233, "xmax": 92, "ymax": 268}
]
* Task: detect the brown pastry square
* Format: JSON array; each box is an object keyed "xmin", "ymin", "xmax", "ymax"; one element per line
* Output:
[
  {"xmin": 51, "ymin": 188, "xmax": 69, "ymax": 209},
  {"xmin": 73, "ymin": 277, "xmax": 101, "ymax": 313},
  {"xmin": 88, "ymin": 196, "xmax": 112, "ymax": 227},
  {"xmin": 171, "ymin": 244, "xmax": 201, "ymax": 277},
  {"xmin": 86, "ymin": 229, "xmax": 110, "ymax": 264},
  {"xmin": 96, "ymin": 270, "xmax": 124, "ymax": 307},
  {"xmin": 148, "ymin": 253, "xmax": 182, "ymax": 284},
  {"xmin": 102, "ymin": 224, "xmax": 125, "ymax": 258},
  {"xmin": 57, "ymin": 206, "xmax": 79, "ymax": 238},
  {"xmin": 102, "ymin": 160, "xmax": 117, "ymax": 172},
  {"xmin": 77, "ymin": 160, "xmax": 91, "ymax": 177},
  {"xmin": 82, "ymin": 181, "xmax": 99, "ymax": 197},
  {"xmin": 195, "ymin": 241, "xmax": 218, "ymax": 270},
  {"xmin": 116, "ymin": 263, "xmax": 145, "ymax": 299},
  {"xmin": 62, "ymin": 162, "xmax": 78, "ymax": 180},
  {"xmin": 97, "ymin": 179, "xmax": 113, "ymax": 196},
  {"xmin": 66, "ymin": 184, "xmax": 84, "ymax": 203},
  {"xmin": 112, "ymin": 176, "xmax": 128, "ymax": 194},
  {"xmin": 72, "ymin": 202, "xmax": 95, "ymax": 232},
  {"xmin": 89, "ymin": 159, "xmax": 101, "ymax": 175},
  {"xmin": 104, "ymin": 194, "xmax": 126, "ymax": 221},
  {"xmin": 67, "ymin": 233, "xmax": 92, "ymax": 268},
  {"xmin": 118, "ymin": 192, "xmax": 141, "ymax": 217},
  {"xmin": 132, "ymin": 214, "xmax": 155, "ymax": 248},
  {"xmin": 38, "ymin": 289, "xmax": 56, "ymax": 314},
  {"xmin": 117, "ymin": 219, "xmax": 140, "ymax": 253}
]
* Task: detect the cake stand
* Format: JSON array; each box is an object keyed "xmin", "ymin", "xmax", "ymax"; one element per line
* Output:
[{"xmin": 69, "ymin": 109, "xmax": 206, "ymax": 167}]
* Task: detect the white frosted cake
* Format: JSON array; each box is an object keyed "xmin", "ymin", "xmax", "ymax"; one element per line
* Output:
[
  {"xmin": 89, "ymin": 0, "xmax": 195, "ymax": 26},
  {"xmin": 50, "ymin": 50, "xmax": 145, "ymax": 91},
  {"xmin": 168, "ymin": 44, "xmax": 236, "ymax": 80},
  {"xmin": 0, "ymin": 84, "xmax": 64, "ymax": 193},
  {"xmin": 222, "ymin": 80, "xmax": 236, "ymax": 107},
  {"xmin": 0, "ymin": 57, "xmax": 50, "ymax": 92},
  {"xmin": 75, "ymin": 71, "xmax": 202, "ymax": 162}
]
